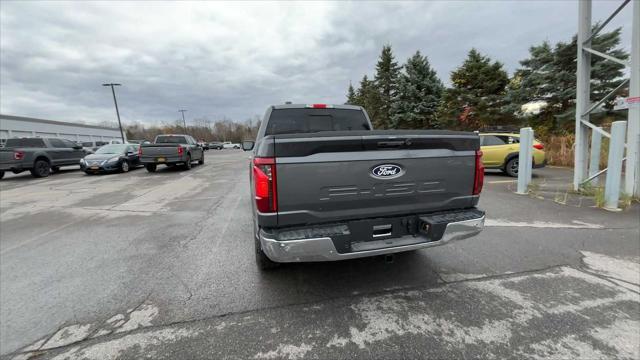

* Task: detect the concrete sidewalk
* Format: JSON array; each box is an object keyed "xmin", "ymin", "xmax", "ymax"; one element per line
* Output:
[{"xmin": 489, "ymin": 166, "xmax": 637, "ymax": 209}]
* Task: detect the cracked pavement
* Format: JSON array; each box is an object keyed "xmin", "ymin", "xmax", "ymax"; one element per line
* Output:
[{"xmin": 1, "ymin": 152, "xmax": 638, "ymax": 359}]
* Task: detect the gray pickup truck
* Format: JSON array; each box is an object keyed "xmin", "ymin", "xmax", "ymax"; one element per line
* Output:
[
  {"xmin": 139, "ymin": 134, "xmax": 204, "ymax": 172},
  {"xmin": 0, "ymin": 137, "xmax": 85, "ymax": 179},
  {"xmin": 243, "ymin": 104, "xmax": 485, "ymax": 270}
]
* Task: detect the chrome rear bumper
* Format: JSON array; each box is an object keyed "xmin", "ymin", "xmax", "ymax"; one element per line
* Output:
[{"xmin": 260, "ymin": 215, "xmax": 485, "ymax": 263}]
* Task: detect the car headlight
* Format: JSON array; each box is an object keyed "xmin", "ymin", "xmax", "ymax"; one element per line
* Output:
[{"xmin": 107, "ymin": 157, "xmax": 119, "ymax": 163}]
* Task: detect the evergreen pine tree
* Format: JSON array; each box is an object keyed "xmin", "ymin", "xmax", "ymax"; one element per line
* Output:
[
  {"xmin": 355, "ymin": 75, "xmax": 382, "ymax": 126},
  {"xmin": 506, "ymin": 26, "xmax": 628, "ymax": 133},
  {"xmin": 345, "ymin": 82, "xmax": 357, "ymax": 105},
  {"xmin": 390, "ymin": 51, "xmax": 444, "ymax": 129},
  {"xmin": 373, "ymin": 45, "xmax": 400, "ymax": 129},
  {"xmin": 438, "ymin": 49, "xmax": 510, "ymax": 130}
]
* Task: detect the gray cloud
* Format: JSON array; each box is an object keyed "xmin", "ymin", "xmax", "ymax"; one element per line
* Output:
[{"xmin": 0, "ymin": 1, "xmax": 633, "ymax": 125}]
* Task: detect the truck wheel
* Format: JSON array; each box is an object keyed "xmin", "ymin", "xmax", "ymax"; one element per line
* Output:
[
  {"xmin": 120, "ymin": 160, "xmax": 129, "ymax": 173},
  {"xmin": 505, "ymin": 158, "xmax": 519, "ymax": 177},
  {"xmin": 0, "ymin": 171, "xmax": 4, "ymax": 179},
  {"xmin": 198, "ymin": 153, "xmax": 204, "ymax": 165},
  {"xmin": 255, "ymin": 233, "xmax": 280, "ymax": 270},
  {"xmin": 145, "ymin": 164, "xmax": 157, "ymax": 173},
  {"xmin": 30, "ymin": 160, "xmax": 51, "ymax": 178},
  {"xmin": 183, "ymin": 155, "xmax": 192, "ymax": 170}
]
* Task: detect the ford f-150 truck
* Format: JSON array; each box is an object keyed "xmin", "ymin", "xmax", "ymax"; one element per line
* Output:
[
  {"xmin": 139, "ymin": 134, "xmax": 204, "ymax": 172},
  {"xmin": 0, "ymin": 137, "xmax": 85, "ymax": 179},
  {"xmin": 243, "ymin": 104, "xmax": 485, "ymax": 270}
]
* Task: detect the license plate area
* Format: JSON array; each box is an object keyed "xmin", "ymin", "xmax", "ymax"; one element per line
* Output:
[
  {"xmin": 156, "ymin": 157, "xmax": 166, "ymax": 163},
  {"xmin": 349, "ymin": 216, "xmax": 419, "ymax": 243}
]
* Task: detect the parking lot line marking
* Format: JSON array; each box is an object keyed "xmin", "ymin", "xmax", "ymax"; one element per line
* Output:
[
  {"xmin": 485, "ymin": 219, "xmax": 604, "ymax": 229},
  {"xmin": 487, "ymin": 180, "xmax": 517, "ymax": 184}
]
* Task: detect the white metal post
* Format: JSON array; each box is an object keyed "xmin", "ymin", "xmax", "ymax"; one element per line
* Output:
[
  {"xmin": 574, "ymin": 0, "xmax": 592, "ymax": 190},
  {"xmin": 588, "ymin": 129, "xmax": 602, "ymax": 185},
  {"xmin": 516, "ymin": 127, "xmax": 532, "ymax": 194},
  {"xmin": 604, "ymin": 121, "xmax": 627, "ymax": 211},
  {"xmin": 624, "ymin": 0, "xmax": 639, "ymax": 197},
  {"xmin": 525, "ymin": 128, "xmax": 534, "ymax": 182}
]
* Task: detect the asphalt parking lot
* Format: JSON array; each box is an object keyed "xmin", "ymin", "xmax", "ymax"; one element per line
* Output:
[{"xmin": 1, "ymin": 150, "xmax": 638, "ymax": 359}]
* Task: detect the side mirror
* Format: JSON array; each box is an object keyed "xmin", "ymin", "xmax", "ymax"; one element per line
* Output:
[
  {"xmin": 242, "ymin": 140, "xmax": 255, "ymax": 151},
  {"xmin": 242, "ymin": 140, "xmax": 256, "ymax": 151}
]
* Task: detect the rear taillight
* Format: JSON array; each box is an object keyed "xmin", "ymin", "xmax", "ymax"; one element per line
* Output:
[
  {"xmin": 533, "ymin": 143, "xmax": 544, "ymax": 150},
  {"xmin": 473, "ymin": 150, "xmax": 484, "ymax": 195},
  {"xmin": 14, "ymin": 151, "xmax": 24, "ymax": 160},
  {"xmin": 253, "ymin": 157, "xmax": 277, "ymax": 213},
  {"xmin": 306, "ymin": 104, "xmax": 333, "ymax": 109},
  {"xmin": 138, "ymin": 147, "xmax": 143, "ymax": 156},
  {"xmin": 177, "ymin": 147, "xmax": 184, "ymax": 156}
]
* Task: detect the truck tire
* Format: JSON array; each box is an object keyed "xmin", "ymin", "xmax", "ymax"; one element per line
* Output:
[
  {"xmin": 0, "ymin": 171, "xmax": 4, "ymax": 179},
  {"xmin": 30, "ymin": 159, "xmax": 51, "ymax": 178},
  {"xmin": 183, "ymin": 155, "xmax": 192, "ymax": 170},
  {"xmin": 145, "ymin": 164, "xmax": 157, "ymax": 173},
  {"xmin": 505, "ymin": 157, "xmax": 519, "ymax": 177},
  {"xmin": 120, "ymin": 160, "xmax": 130, "ymax": 173},
  {"xmin": 255, "ymin": 236, "xmax": 280, "ymax": 270},
  {"xmin": 198, "ymin": 153, "xmax": 204, "ymax": 165}
]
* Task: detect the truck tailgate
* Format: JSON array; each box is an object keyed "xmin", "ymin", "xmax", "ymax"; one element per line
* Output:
[
  {"xmin": 0, "ymin": 149, "xmax": 18, "ymax": 169},
  {"xmin": 271, "ymin": 130, "xmax": 479, "ymax": 227},
  {"xmin": 140, "ymin": 145, "xmax": 181, "ymax": 157}
]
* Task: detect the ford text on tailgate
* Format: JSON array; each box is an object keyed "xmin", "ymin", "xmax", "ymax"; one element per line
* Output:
[{"xmin": 243, "ymin": 103, "xmax": 485, "ymax": 270}]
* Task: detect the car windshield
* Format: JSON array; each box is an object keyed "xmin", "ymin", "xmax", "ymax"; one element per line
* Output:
[{"xmin": 95, "ymin": 144, "xmax": 127, "ymax": 154}]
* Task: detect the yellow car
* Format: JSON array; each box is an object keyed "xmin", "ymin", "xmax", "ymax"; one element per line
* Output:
[{"xmin": 479, "ymin": 133, "xmax": 546, "ymax": 177}]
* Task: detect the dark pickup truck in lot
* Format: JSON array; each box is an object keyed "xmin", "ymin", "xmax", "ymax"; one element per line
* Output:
[
  {"xmin": 0, "ymin": 137, "xmax": 86, "ymax": 179},
  {"xmin": 243, "ymin": 104, "xmax": 485, "ymax": 269},
  {"xmin": 139, "ymin": 134, "xmax": 204, "ymax": 172}
]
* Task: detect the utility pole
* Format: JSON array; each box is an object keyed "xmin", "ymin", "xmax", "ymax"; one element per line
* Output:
[
  {"xmin": 573, "ymin": 0, "xmax": 591, "ymax": 190},
  {"xmin": 574, "ymin": 0, "xmax": 638, "ymax": 198},
  {"xmin": 102, "ymin": 83, "xmax": 125, "ymax": 143},
  {"xmin": 625, "ymin": 0, "xmax": 639, "ymax": 197},
  {"xmin": 179, "ymin": 109, "xmax": 188, "ymax": 134}
]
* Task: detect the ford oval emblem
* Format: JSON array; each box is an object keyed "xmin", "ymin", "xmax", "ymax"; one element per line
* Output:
[{"xmin": 371, "ymin": 164, "xmax": 404, "ymax": 179}]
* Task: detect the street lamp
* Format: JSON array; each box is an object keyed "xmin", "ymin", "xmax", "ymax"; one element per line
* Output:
[
  {"xmin": 179, "ymin": 109, "xmax": 187, "ymax": 134},
  {"xmin": 102, "ymin": 83, "xmax": 125, "ymax": 143}
]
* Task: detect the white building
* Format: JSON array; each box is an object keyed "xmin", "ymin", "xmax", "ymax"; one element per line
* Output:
[{"xmin": 0, "ymin": 114, "xmax": 125, "ymax": 146}]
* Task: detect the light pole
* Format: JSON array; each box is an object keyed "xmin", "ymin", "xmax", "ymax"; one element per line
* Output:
[
  {"xmin": 102, "ymin": 83, "xmax": 125, "ymax": 143},
  {"xmin": 179, "ymin": 109, "xmax": 187, "ymax": 134}
]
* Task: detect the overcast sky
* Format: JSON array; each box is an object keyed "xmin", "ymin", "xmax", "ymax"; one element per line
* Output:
[{"xmin": 0, "ymin": 1, "xmax": 633, "ymax": 126}]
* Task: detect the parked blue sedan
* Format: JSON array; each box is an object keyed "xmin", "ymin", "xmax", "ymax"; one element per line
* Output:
[{"xmin": 81, "ymin": 144, "xmax": 141, "ymax": 174}]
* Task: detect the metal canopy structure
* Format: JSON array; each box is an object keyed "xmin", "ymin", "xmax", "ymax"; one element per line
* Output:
[{"xmin": 574, "ymin": 0, "xmax": 639, "ymax": 198}]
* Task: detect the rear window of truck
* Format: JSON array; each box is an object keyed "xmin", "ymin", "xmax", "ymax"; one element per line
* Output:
[
  {"xmin": 155, "ymin": 136, "xmax": 188, "ymax": 144},
  {"xmin": 266, "ymin": 109, "xmax": 370, "ymax": 135},
  {"xmin": 5, "ymin": 138, "xmax": 46, "ymax": 148}
]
